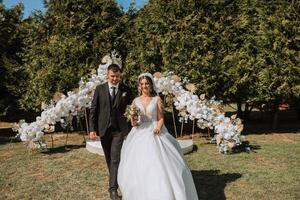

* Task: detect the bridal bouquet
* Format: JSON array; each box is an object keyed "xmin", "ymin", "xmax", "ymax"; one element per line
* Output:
[{"xmin": 124, "ymin": 104, "xmax": 141, "ymax": 125}]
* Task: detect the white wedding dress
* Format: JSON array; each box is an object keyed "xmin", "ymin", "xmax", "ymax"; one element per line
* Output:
[{"xmin": 118, "ymin": 96, "xmax": 198, "ymax": 200}]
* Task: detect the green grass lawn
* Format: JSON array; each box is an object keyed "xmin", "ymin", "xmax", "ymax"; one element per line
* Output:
[{"xmin": 0, "ymin": 132, "xmax": 299, "ymax": 200}]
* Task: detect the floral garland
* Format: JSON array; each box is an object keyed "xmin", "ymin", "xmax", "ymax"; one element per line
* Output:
[
  {"xmin": 13, "ymin": 62, "xmax": 108, "ymax": 148},
  {"xmin": 14, "ymin": 56, "xmax": 244, "ymax": 153},
  {"xmin": 153, "ymin": 72, "xmax": 244, "ymax": 153}
]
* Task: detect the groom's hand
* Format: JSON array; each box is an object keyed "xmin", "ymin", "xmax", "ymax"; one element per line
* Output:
[{"xmin": 89, "ymin": 131, "xmax": 97, "ymax": 140}]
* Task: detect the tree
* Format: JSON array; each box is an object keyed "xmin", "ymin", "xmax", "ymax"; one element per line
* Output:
[
  {"xmin": 0, "ymin": 2, "xmax": 25, "ymax": 115},
  {"xmin": 5, "ymin": 0, "xmax": 299, "ymax": 122},
  {"xmin": 123, "ymin": 0, "xmax": 300, "ymax": 121},
  {"xmin": 21, "ymin": 0, "xmax": 125, "ymax": 110}
]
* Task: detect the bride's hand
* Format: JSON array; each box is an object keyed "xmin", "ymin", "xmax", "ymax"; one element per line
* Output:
[
  {"xmin": 153, "ymin": 128, "xmax": 160, "ymax": 135},
  {"xmin": 131, "ymin": 117, "xmax": 138, "ymax": 127}
]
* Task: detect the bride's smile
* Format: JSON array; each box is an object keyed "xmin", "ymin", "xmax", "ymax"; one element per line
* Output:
[{"xmin": 140, "ymin": 78, "xmax": 151, "ymax": 96}]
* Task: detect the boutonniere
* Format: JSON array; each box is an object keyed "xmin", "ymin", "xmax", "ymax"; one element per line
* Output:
[{"xmin": 122, "ymin": 92, "xmax": 127, "ymax": 97}]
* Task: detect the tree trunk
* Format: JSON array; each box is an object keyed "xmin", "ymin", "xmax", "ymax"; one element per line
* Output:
[
  {"xmin": 297, "ymin": 108, "xmax": 300, "ymax": 121},
  {"xmin": 243, "ymin": 103, "xmax": 254, "ymax": 120},
  {"xmin": 272, "ymin": 109, "xmax": 279, "ymax": 130},
  {"xmin": 237, "ymin": 102, "xmax": 243, "ymax": 118}
]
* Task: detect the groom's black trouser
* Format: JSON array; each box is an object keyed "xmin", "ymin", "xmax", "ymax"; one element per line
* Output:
[{"xmin": 100, "ymin": 126, "xmax": 124, "ymax": 191}]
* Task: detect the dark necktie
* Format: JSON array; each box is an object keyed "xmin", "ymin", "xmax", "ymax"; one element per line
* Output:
[{"xmin": 111, "ymin": 86, "xmax": 116, "ymax": 103}]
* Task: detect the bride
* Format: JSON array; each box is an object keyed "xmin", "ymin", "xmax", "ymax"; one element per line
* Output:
[{"xmin": 118, "ymin": 73, "xmax": 198, "ymax": 200}]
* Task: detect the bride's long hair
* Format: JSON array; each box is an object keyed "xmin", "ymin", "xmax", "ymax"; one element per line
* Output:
[{"xmin": 138, "ymin": 76, "xmax": 157, "ymax": 97}]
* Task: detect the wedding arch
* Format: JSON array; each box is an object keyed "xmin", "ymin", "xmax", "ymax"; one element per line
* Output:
[{"xmin": 14, "ymin": 52, "xmax": 244, "ymax": 153}]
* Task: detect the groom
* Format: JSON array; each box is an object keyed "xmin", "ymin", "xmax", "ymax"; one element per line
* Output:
[{"xmin": 89, "ymin": 63, "xmax": 133, "ymax": 200}]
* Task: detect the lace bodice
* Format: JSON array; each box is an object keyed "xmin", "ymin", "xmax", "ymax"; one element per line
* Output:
[{"xmin": 133, "ymin": 96, "xmax": 158, "ymax": 123}]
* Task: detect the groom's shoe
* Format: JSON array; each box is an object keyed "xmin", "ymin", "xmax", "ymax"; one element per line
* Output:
[{"xmin": 109, "ymin": 189, "xmax": 121, "ymax": 200}]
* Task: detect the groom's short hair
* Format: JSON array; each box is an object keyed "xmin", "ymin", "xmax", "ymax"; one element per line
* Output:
[{"xmin": 107, "ymin": 64, "xmax": 121, "ymax": 73}]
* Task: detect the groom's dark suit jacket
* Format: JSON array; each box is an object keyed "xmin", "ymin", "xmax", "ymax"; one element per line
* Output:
[{"xmin": 89, "ymin": 82, "xmax": 133, "ymax": 137}]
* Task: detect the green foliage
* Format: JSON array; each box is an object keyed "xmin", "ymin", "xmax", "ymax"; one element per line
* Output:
[
  {"xmin": 0, "ymin": 2, "xmax": 25, "ymax": 115},
  {"xmin": 122, "ymin": 0, "xmax": 300, "ymax": 116},
  {"xmin": 20, "ymin": 0, "xmax": 125, "ymax": 110},
  {"xmin": 123, "ymin": 0, "xmax": 226, "ymax": 94},
  {"xmin": 1, "ymin": 0, "xmax": 299, "ymax": 115}
]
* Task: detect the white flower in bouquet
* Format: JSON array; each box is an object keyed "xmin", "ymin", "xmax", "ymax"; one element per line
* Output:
[
  {"xmin": 224, "ymin": 117, "xmax": 231, "ymax": 123},
  {"xmin": 124, "ymin": 104, "xmax": 141, "ymax": 125}
]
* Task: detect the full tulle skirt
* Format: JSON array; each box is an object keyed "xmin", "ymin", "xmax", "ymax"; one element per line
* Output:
[{"xmin": 118, "ymin": 122, "xmax": 198, "ymax": 200}]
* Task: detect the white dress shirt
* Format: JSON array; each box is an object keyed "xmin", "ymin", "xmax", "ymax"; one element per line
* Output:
[{"xmin": 108, "ymin": 82, "xmax": 119, "ymax": 96}]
